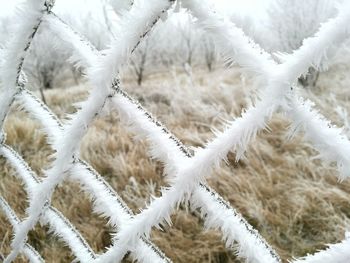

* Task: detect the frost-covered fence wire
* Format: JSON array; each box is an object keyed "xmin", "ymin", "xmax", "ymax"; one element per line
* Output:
[{"xmin": 1, "ymin": 0, "xmax": 350, "ymax": 262}]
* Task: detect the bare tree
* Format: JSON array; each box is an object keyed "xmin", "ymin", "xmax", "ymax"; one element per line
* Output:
[
  {"xmin": 267, "ymin": 0, "xmax": 338, "ymax": 87},
  {"xmin": 178, "ymin": 15, "xmax": 199, "ymax": 67},
  {"xmin": 201, "ymin": 35, "xmax": 216, "ymax": 72},
  {"xmin": 130, "ymin": 37, "xmax": 151, "ymax": 85},
  {"xmin": 24, "ymin": 31, "xmax": 67, "ymax": 104}
]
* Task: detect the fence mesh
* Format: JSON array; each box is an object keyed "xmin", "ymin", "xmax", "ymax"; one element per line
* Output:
[{"xmin": 1, "ymin": 0, "xmax": 350, "ymax": 262}]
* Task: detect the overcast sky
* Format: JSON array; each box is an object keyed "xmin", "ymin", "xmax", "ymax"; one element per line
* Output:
[
  {"xmin": 215, "ymin": 0, "xmax": 272, "ymax": 18},
  {"xmin": 0, "ymin": 0, "xmax": 272, "ymax": 19},
  {"xmin": 0, "ymin": 0, "xmax": 18, "ymax": 17}
]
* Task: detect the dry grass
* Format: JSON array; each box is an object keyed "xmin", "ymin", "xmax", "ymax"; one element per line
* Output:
[{"xmin": 1, "ymin": 66, "xmax": 350, "ymax": 262}]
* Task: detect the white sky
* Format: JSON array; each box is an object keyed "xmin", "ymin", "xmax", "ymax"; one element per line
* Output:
[
  {"xmin": 0, "ymin": 0, "xmax": 271, "ymax": 19},
  {"xmin": 215, "ymin": 0, "xmax": 272, "ymax": 18},
  {"xmin": 0, "ymin": 1, "xmax": 19, "ymax": 18}
]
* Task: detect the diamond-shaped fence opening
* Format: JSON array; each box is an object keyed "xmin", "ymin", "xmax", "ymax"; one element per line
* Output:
[{"xmin": 1, "ymin": 0, "xmax": 350, "ymax": 262}]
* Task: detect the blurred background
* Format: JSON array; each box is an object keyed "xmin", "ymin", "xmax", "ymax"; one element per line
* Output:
[
  {"xmin": 1, "ymin": 0, "xmax": 348, "ymax": 92},
  {"xmin": 2, "ymin": 0, "xmax": 350, "ymax": 262}
]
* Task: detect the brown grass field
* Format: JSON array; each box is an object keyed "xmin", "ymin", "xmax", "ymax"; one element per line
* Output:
[{"xmin": 1, "ymin": 65, "xmax": 350, "ymax": 262}]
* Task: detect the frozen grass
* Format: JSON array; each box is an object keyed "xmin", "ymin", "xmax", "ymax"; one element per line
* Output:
[{"xmin": 1, "ymin": 65, "xmax": 350, "ymax": 262}]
